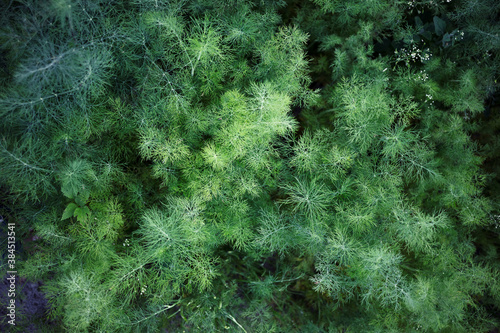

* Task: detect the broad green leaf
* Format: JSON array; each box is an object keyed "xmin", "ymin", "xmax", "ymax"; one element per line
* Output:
[
  {"xmin": 433, "ymin": 16, "xmax": 446, "ymax": 36},
  {"xmin": 62, "ymin": 203, "xmax": 78, "ymax": 220},
  {"xmin": 421, "ymin": 31, "xmax": 433, "ymax": 40},
  {"xmin": 74, "ymin": 206, "xmax": 90, "ymax": 221},
  {"xmin": 415, "ymin": 16, "xmax": 423, "ymax": 29}
]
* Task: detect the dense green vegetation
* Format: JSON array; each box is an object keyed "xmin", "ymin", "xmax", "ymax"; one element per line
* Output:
[{"xmin": 1, "ymin": 0, "xmax": 499, "ymax": 331}]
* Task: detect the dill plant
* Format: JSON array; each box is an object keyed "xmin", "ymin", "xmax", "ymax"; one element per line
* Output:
[{"xmin": 0, "ymin": 0, "xmax": 499, "ymax": 332}]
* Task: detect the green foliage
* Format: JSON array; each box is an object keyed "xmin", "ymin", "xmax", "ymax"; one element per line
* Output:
[
  {"xmin": 1, "ymin": 0, "xmax": 499, "ymax": 332},
  {"xmin": 282, "ymin": 177, "xmax": 333, "ymax": 222}
]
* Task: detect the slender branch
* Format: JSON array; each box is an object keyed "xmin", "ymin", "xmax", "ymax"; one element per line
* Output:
[
  {"xmin": 226, "ymin": 313, "xmax": 248, "ymax": 333},
  {"xmin": 128, "ymin": 302, "xmax": 181, "ymax": 326},
  {"xmin": 191, "ymin": 40, "xmax": 208, "ymax": 76},
  {"xmin": 257, "ymin": 224, "xmax": 293, "ymax": 242},
  {"xmin": 279, "ymin": 273, "xmax": 305, "ymax": 283},
  {"xmin": 0, "ymin": 141, "xmax": 52, "ymax": 173},
  {"xmin": 43, "ymin": 231, "xmax": 72, "ymax": 241},
  {"xmin": 16, "ymin": 54, "xmax": 64, "ymax": 80}
]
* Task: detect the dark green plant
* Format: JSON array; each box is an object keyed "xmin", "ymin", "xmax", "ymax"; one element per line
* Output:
[{"xmin": 0, "ymin": 0, "xmax": 499, "ymax": 332}]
